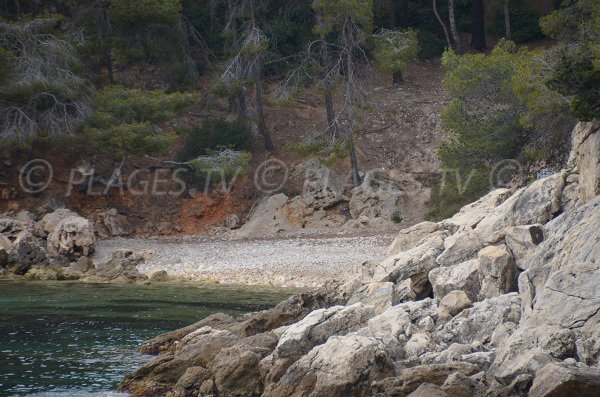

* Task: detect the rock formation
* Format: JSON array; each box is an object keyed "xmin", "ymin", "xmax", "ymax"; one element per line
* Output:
[{"xmin": 120, "ymin": 121, "xmax": 600, "ymax": 397}]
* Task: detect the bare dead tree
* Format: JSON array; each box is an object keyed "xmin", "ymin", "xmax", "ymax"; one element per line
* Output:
[
  {"xmin": 0, "ymin": 18, "xmax": 92, "ymax": 143},
  {"xmin": 433, "ymin": 0, "xmax": 452, "ymax": 49},
  {"xmin": 219, "ymin": 0, "xmax": 274, "ymax": 151}
]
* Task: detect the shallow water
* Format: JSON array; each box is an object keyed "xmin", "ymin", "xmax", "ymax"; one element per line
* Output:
[{"xmin": 0, "ymin": 281, "xmax": 295, "ymax": 397}]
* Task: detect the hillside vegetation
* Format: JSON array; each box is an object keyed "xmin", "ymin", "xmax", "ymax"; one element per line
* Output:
[{"xmin": 0, "ymin": 0, "xmax": 598, "ymax": 226}]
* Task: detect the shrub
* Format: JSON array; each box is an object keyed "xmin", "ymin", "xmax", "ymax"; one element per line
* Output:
[
  {"xmin": 82, "ymin": 86, "xmax": 193, "ymax": 158},
  {"xmin": 187, "ymin": 149, "xmax": 251, "ymax": 189},
  {"xmin": 177, "ymin": 119, "xmax": 254, "ymax": 161},
  {"xmin": 429, "ymin": 42, "xmax": 574, "ymax": 218}
]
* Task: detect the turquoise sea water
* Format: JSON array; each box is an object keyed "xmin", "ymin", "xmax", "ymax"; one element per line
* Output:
[{"xmin": 0, "ymin": 281, "xmax": 294, "ymax": 397}]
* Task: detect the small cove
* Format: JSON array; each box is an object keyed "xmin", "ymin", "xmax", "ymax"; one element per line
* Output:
[{"xmin": 0, "ymin": 281, "xmax": 295, "ymax": 397}]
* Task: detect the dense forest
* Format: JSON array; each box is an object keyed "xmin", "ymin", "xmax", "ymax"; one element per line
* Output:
[{"xmin": 0, "ymin": 0, "xmax": 598, "ymax": 217}]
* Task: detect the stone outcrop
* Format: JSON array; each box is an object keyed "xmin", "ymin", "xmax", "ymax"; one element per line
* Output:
[
  {"xmin": 348, "ymin": 171, "xmax": 405, "ymax": 221},
  {"xmin": 0, "ymin": 208, "xmax": 146, "ymax": 283},
  {"xmin": 121, "ymin": 122, "xmax": 600, "ymax": 397},
  {"xmin": 47, "ymin": 214, "xmax": 96, "ymax": 258},
  {"xmin": 95, "ymin": 208, "xmax": 133, "ymax": 238},
  {"xmin": 237, "ymin": 162, "xmax": 407, "ymax": 238}
]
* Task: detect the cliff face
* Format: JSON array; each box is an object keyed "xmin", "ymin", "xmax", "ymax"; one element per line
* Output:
[{"xmin": 120, "ymin": 121, "xmax": 600, "ymax": 397}]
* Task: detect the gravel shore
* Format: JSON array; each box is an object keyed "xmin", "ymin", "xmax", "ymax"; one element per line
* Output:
[{"xmin": 94, "ymin": 232, "xmax": 395, "ymax": 287}]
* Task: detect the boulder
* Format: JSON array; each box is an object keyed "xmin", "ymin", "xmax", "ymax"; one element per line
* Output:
[
  {"xmin": 529, "ymin": 362, "xmax": 600, "ymax": 397},
  {"xmin": 386, "ymin": 222, "xmax": 440, "ymax": 257},
  {"xmin": 438, "ymin": 291, "xmax": 473, "ymax": 320},
  {"xmin": 6, "ymin": 231, "xmax": 48, "ymax": 274},
  {"xmin": 236, "ymin": 194, "xmax": 297, "ymax": 238},
  {"xmin": 477, "ymin": 245, "xmax": 518, "ymax": 299},
  {"xmin": 266, "ymin": 333, "xmax": 394, "ymax": 397},
  {"xmin": 262, "ymin": 303, "xmax": 377, "ymax": 389},
  {"xmin": 39, "ymin": 208, "xmax": 78, "ymax": 234},
  {"xmin": 504, "ymin": 224, "xmax": 544, "ymax": 270},
  {"xmin": 442, "ymin": 188, "xmax": 512, "ymax": 231},
  {"xmin": 569, "ymin": 121, "xmax": 600, "ymax": 204},
  {"xmin": 474, "ymin": 173, "xmax": 563, "ymax": 244},
  {"xmin": 428, "ymin": 259, "xmax": 481, "ymax": 302},
  {"xmin": 347, "ymin": 281, "xmax": 415, "ymax": 311},
  {"xmin": 47, "ymin": 215, "xmax": 96, "ymax": 258},
  {"xmin": 372, "ymin": 362, "xmax": 480, "ymax": 397},
  {"xmin": 405, "ymin": 332, "xmax": 435, "ymax": 359},
  {"xmin": 96, "ymin": 208, "xmax": 133, "ymax": 238},
  {"xmin": 380, "ymin": 231, "xmax": 449, "ymax": 297},
  {"xmin": 140, "ymin": 313, "xmax": 236, "ymax": 355},
  {"xmin": 212, "ymin": 343, "xmax": 272, "ymax": 396},
  {"xmin": 172, "ymin": 366, "xmax": 211, "ymax": 391},
  {"xmin": 150, "ymin": 270, "xmax": 170, "ymax": 282},
  {"xmin": 436, "ymin": 227, "xmax": 483, "ymax": 267},
  {"xmin": 0, "ymin": 216, "xmax": 44, "ymax": 239},
  {"xmin": 85, "ymin": 250, "xmax": 147, "ymax": 283},
  {"xmin": 435, "ymin": 293, "xmax": 521, "ymax": 346},
  {"xmin": 349, "ymin": 171, "xmax": 405, "ymax": 220},
  {"xmin": 441, "ymin": 371, "xmax": 486, "ymax": 397},
  {"xmin": 407, "ymin": 383, "xmax": 448, "ymax": 397},
  {"xmin": 63, "ymin": 257, "xmax": 95, "ymax": 279},
  {"xmin": 299, "ymin": 159, "xmax": 346, "ymax": 209}
]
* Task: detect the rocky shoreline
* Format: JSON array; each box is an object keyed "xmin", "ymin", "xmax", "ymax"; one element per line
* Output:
[{"xmin": 118, "ymin": 121, "xmax": 600, "ymax": 397}]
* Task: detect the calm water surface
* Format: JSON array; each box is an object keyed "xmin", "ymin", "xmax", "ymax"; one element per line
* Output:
[{"xmin": 0, "ymin": 281, "xmax": 295, "ymax": 397}]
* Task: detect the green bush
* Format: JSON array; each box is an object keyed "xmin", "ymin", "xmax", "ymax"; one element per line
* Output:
[
  {"xmin": 429, "ymin": 43, "xmax": 574, "ymax": 218},
  {"xmin": 284, "ymin": 139, "xmax": 351, "ymax": 166},
  {"xmin": 187, "ymin": 150, "xmax": 251, "ymax": 189},
  {"xmin": 177, "ymin": 119, "xmax": 254, "ymax": 161}
]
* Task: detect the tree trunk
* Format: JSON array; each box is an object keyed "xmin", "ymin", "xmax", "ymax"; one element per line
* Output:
[
  {"xmin": 402, "ymin": 0, "xmax": 410, "ymax": 27},
  {"xmin": 254, "ymin": 63, "xmax": 274, "ymax": 152},
  {"xmin": 504, "ymin": 0, "xmax": 511, "ymax": 39},
  {"xmin": 393, "ymin": 71, "xmax": 404, "ymax": 85},
  {"xmin": 433, "ymin": 0, "xmax": 452, "ymax": 49},
  {"xmin": 448, "ymin": 0, "xmax": 462, "ymax": 53},
  {"xmin": 350, "ymin": 145, "xmax": 361, "ymax": 187},
  {"xmin": 228, "ymin": 91, "xmax": 247, "ymax": 121},
  {"xmin": 344, "ymin": 17, "xmax": 361, "ymax": 187},
  {"xmin": 317, "ymin": 12, "xmax": 339, "ymax": 139},
  {"xmin": 324, "ymin": 91, "xmax": 338, "ymax": 138},
  {"xmin": 471, "ymin": 0, "xmax": 487, "ymax": 51}
]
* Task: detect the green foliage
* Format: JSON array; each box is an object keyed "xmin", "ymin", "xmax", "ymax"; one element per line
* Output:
[
  {"xmin": 313, "ymin": 0, "xmax": 374, "ymax": 35},
  {"xmin": 541, "ymin": 0, "xmax": 600, "ymax": 120},
  {"xmin": 177, "ymin": 119, "xmax": 254, "ymax": 161},
  {"xmin": 110, "ymin": 0, "xmax": 182, "ymax": 27},
  {"xmin": 188, "ymin": 150, "xmax": 252, "ymax": 188},
  {"xmin": 285, "ymin": 139, "xmax": 352, "ymax": 166},
  {"xmin": 82, "ymin": 86, "xmax": 193, "ymax": 158},
  {"xmin": 431, "ymin": 41, "xmax": 575, "ymax": 217},
  {"xmin": 391, "ymin": 211, "xmax": 402, "ymax": 224},
  {"xmin": 416, "ymin": 29, "xmax": 446, "ymax": 60},
  {"xmin": 373, "ymin": 29, "xmax": 419, "ymax": 74},
  {"xmin": 91, "ymin": 86, "xmax": 193, "ymax": 124},
  {"xmin": 489, "ymin": 1, "xmax": 543, "ymax": 42}
]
